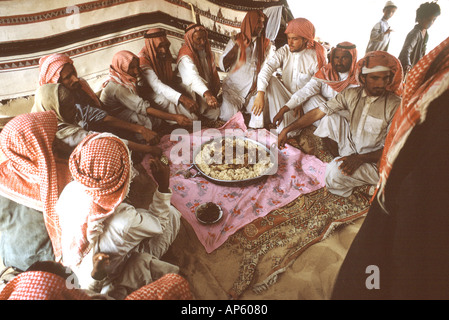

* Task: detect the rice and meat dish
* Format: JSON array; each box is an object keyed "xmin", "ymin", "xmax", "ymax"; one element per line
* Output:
[{"xmin": 194, "ymin": 137, "xmax": 274, "ymax": 181}]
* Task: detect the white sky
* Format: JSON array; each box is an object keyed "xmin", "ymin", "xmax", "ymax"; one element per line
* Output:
[{"xmin": 287, "ymin": 0, "xmax": 449, "ymax": 59}]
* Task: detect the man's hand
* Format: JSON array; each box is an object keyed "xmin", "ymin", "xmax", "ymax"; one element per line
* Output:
[
  {"xmin": 251, "ymin": 91, "xmax": 265, "ymax": 116},
  {"xmin": 293, "ymin": 105, "xmax": 302, "ymax": 118},
  {"xmin": 179, "ymin": 94, "xmax": 199, "ymax": 114},
  {"xmin": 277, "ymin": 128, "xmax": 289, "ymax": 149},
  {"xmin": 273, "ymin": 106, "xmax": 290, "ymax": 127},
  {"xmin": 204, "ymin": 91, "xmax": 219, "ymax": 109},
  {"xmin": 174, "ymin": 114, "xmax": 193, "ymax": 127},
  {"xmin": 146, "ymin": 146, "xmax": 163, "ymax": 158},
  {"xmin": 139, "ymin": 127, "xmax": 160, "ymax": 145},
  {"xmin": 148, "ymin": 158, "xmax": 170, "ymax": 193},
  {"xmin": 336, "ymin": 154, "xmax": 364, "ymax": 176}
]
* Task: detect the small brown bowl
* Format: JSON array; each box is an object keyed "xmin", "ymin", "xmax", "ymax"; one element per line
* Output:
[{"xmin": 195, "ymin": 202, "xmax": 223, "ymax": 224}]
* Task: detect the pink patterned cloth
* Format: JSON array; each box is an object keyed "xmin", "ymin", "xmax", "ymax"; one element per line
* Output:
[{"xmin": 142, "ymin": 113, "xmax": 326, "ymax": 253}]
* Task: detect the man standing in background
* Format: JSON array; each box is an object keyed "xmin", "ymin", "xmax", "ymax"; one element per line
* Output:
[
  {"xmin": 366, "ymin": 1, "xmax": 397, "ymax": 53},
  {"xmin": 398, "ymin": 1, "xmax": 441, "ymax": 76}
]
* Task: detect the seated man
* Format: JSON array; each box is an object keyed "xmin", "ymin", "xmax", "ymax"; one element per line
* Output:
[
  {"xmin": 279, "ymin": 51, "xmax": 403, "ymax": 197},
  {"xmin": 218, "ymin": 10, "xmax": 273, "ymax": 122},
  {"xmin": 100, "ymin": 50, "xmax": 193, "ymax": 130},
  {"xmin": 37, "ymin": 53, "xmax": 159, "ymax": 154},
  {"xmin": 0, "ymin": 111, "xmax": 72, "ymax": 268},
  {"xmin": 55, "ymin": 133, "xmax": 181, "ymax": 297},
  {"xmin": 273, "ymin": 41, "xmax": 359, "ymax": 129},
  {"xmin": 251, "ymin": 17, "xmax": 327, "ymax": 132},
  {"xmin": 32, "ymin": 83, "xmax": 162, "ymax": 158},
  {"xmin": 177, "ymin": 24, "xmax": 221, "ymax": 121},
  {"xmin": 138, "ymin": 28, "xmax": 199, "ymax": 121},
  {"xmin": 332, "ymin": 36, "xmax": 449, "ymax": 300}
]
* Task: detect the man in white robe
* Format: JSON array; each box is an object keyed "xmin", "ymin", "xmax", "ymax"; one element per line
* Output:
[
  {"xmin": 218, "ymin": 10, "xmax": 274, "ymax": 122},
  {"xmin": 366, "ymin": 1, "xmax": 397, "ymax": 53},
  {"xmin": 177, "ymin": 24, "xmax": 221, "ymax": 121},
  {"xmin": 272, "ymin": 41, "xmax": 359, "ymax": 130},
  {"xmin": 278, "ymin": 51, "xmax": 403, "ymax": 197},
  {"xmin": 55, "ymin": 133, "xmax": 180, "ymax": 298},
  {"xmin": 138, "ymin": 28, "xmax": 200, "ymax": 122},
  {"xmin": 251, "ymin": 17, "xmax": 327, "ymax": 132}
]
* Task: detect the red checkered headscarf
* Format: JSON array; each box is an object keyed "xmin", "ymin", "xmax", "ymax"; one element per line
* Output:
[
  {"xmin": 104, "ymin": 50, "xmax": 139, "ymax": 94},
  {"xmin": 284, "ymin": 18, "xmax": 327, "ymax": 70},
  {"xmin": 0, "ymin": 111, "xmax": 71, "ymax": 261},
  {"xmin": 233, "ymin": 10, "xmax": 271, "ymax": 74},
  {"xmin": 376, "ymin": 36, "xmax": 449, "ymax": 211},
  {"xmin": 67, "ymin": 133, "xmax": 131, "ymax": 263},
  {"xmin": 314, "ymin": 42, "xmax": 358, "ymax": 93},
  {"xmin": 38, "ymin": 53, "xmax": 73, "ymax": 86},
  {"xmin": 0, "ymin": 271, "xmax": 90, "ymax": 300},
  {"xmin": 177, "ymin": 24, "xmax": 221, "ymax": 96},
  {"xmin": 38, "ymin": 53, "xmax": 102, "ymax": 107},
  {"xmin": 355, "ymin": 50, "xmax": 403, "ymax": 96},
  {"xmin": 125, "ymin": 273, "xmax": 193, "ymax": 300},
  {"xmin": 139, "ymin": 28, "xmax": 174, "ymax": 84},
  {"xmin": 0, "ymin": 272, "xmax": 191, "ymax": 300}
]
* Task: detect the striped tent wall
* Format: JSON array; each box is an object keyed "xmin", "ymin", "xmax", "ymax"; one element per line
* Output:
[{"xmin": 0, "ymin": 0, "xmax": 290, "ymax": 104}]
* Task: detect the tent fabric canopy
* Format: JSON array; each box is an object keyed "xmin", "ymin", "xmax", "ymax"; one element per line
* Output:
[{"xmin": 0, "ymin": 0, "xmax": 292, "ymax": 101}]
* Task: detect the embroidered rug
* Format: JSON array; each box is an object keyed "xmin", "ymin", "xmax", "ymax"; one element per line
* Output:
[
  {"xmin": 222, "ymin": 126, "xmax": 370, "ymax": 297},
  {"xmin": 141, "ymin": 113, "xmax": 327, "ymax": 253},
  {"xmin": 132, "ymin": 123, "xmax": 370, "ymax": 299}
]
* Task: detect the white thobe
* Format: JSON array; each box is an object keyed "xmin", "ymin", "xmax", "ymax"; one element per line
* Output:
[
  {"xmin": 218, "ymin": 37, "xmax": 274, "ymax": 121},
  {"xmin": 100, "ymin": 81, "xmax": 160, "ymax": 130},
  {"xmin": 256, "ymin": 44, "xmax": 319, "ymax": 132},
  {"xmin": 284, "ymin": 72, "xmax": 358, "ymax": 127},
  {"xmin": 56, "ymin": 182, "xmax": 181, "ymax": 294},
  {"xmin": 314, "ymin": 87, "xmax": 401, "ymax": 197},
  {"xmin": 177, "ymin": 54, "xmax": 220, "ymax": 120},
  {"xmin": 141, "ymin": 67, "xmax": 198, "ymax": 122},
  {"xmin": 366, "ymin": 19, "xmax": 391, "ymax": 53},
  {"xmin": 57, "ymin": 126, "xmax": 130, "ymax": 150}
]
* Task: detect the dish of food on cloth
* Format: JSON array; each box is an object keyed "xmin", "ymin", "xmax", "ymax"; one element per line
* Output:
[{"xmin": 191, "ymin": 136, "xmax": 277, "ymax": 186}]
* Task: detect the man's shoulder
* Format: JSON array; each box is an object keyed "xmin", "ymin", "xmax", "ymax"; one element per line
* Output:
[
  {"xmin": 273, "ymin": 44, "xmax": 290, "ymax": 56},
  {"xmin": 376, "ymin": 91, "xmax": 402, "ymax": 116},
  {"xmin": 385, "ymin": 90, "xmax": 402, "ymax": 103},
  {"xmin": 301, "ymin": 48, "xmax": 318, "ymax": 57},
  {"xmin": 177, "ymin": 53, "xmax": 192, "ymax": 65},
  {"xmin": 100, "ymin": 79, "xmax": 119, "ymax": 92},
  {"xmin": 372, "ymin": 20, "xmax": 383, "ymax": 28},
  {"xmin": 341, "ymin": 86, "xmax": 363, "ymax": 96},
  {"xmin": 407, "ymin": 25, "xmax": 422, "ymax": 38}
]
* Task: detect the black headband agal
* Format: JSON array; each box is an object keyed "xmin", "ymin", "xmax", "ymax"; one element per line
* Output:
[
  {"xmin": 337, "ymin": 43, "xmax": 357, "ymax": 50},
  {"xmin": 144, "ymin": 30, "xmax": 167, "ymax": 39},
  {"xmin": 185, "ymin": 23, "xmax": 203, "ymax": 33}
]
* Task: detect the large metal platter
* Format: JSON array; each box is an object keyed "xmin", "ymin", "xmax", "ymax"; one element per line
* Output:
[{"xmin": 189, "ymin": 135, "xmax": 278, "ymax": 187}]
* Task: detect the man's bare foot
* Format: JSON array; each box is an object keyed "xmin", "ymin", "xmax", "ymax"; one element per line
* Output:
[
  {"xmin": 91, "ymin": 253, "xmax": 110, "ymax": 280},
  {"xmin": 323, "ymin": 137, "xmax": 339, "ymax": 158}
]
